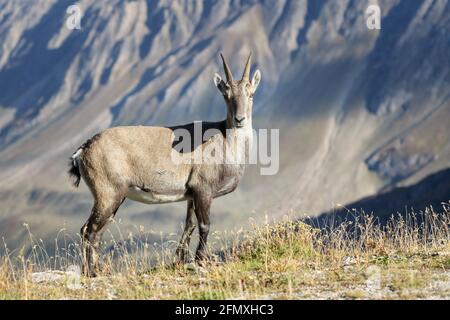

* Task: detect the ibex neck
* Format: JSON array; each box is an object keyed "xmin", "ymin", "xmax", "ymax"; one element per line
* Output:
[{"xmin": 223, "ymin": 119, "xmax": 253, "ymax": 167}]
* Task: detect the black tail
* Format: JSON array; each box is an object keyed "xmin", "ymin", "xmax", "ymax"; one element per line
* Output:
[
  {"xmin": 68, "ymin": 158, "xmax": 81, "ymax": 188},
  {"xmin": 68, "ymin": 134, "xmax": 101, "ymax": 188}
]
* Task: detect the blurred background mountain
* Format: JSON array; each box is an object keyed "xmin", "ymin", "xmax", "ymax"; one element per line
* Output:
[{"xmin": 0, "ymin": 0, "xmax": 449, "ymax": 250}]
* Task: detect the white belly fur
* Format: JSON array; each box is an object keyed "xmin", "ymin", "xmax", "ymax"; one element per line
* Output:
[{"xmin": 126, "ymin": 186, "xmax": 187, "ymax": 204}]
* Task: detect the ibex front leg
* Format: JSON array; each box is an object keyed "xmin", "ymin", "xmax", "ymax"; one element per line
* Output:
[
  {"xmin": 175, "ymin": 200, "xmax": 196, "ymax": 263},
  {"xmin": 193, "ymin": 190, "xmax": 212, "ymax": 262}
]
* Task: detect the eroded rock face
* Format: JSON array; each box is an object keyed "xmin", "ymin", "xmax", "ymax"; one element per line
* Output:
[{"xmin": 366, "ymin": 146, "xmax": 434, "ymax": 184}]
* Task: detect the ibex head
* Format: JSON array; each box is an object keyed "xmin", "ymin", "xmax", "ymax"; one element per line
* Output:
[{"xmin": 214, "ymin": 53, "xmax": 261, "ymax": 128}]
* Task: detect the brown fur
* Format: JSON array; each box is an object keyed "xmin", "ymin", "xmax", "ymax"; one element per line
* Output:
[{"xmin": 70, "ymin": 54, "xmax": 261, "ymax": 276}]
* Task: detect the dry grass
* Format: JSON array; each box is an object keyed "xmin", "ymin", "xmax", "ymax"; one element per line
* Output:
[{"xmin": 0, "ymin": 205, "xmax": 449, "ymax": 300}]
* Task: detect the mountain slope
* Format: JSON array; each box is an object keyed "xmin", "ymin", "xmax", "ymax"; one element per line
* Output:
[
  {"xmin": 0, "ymin": 0, "xmax": 449, "ymax": 245},
  {"xmin": 314, "ymin": 167, "xmax": 450, "ymax": 226}
]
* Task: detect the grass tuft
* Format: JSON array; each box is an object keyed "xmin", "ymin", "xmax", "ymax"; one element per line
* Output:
[{"xmin": 0, "ymin": 205, "xmax": 449, "ymax": 299}]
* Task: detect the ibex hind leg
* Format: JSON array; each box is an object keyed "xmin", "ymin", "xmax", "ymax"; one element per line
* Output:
[
  {"xmin": 175, "ymin": 200, "xmax": 196, "ymax": 264},
  {"xmin": 81, "ymin": 191, "xmax": 125, "ymax": 277}
]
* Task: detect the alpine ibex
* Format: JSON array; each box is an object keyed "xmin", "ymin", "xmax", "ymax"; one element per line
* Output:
[{"xmin": 69, "ymin": 53, "xmax": 261, "ymax": 276}]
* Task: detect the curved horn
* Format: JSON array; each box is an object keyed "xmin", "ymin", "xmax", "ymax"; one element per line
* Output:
[
  {"xmin": 241, "ymin": 53, "xmax": 252, "ymax": 81},
  {"xmin": 220, "ymin": 53, "xmax": 233, "ymax": 83}
]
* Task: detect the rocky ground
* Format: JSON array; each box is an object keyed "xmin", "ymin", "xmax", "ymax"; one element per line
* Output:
[{"xmin": 2, "ymin": 209, "xmax": 449, "ymax": 300}]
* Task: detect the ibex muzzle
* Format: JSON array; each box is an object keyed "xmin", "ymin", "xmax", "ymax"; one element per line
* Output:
[{"xmin": 69, "ymin": 53, "xmax": 261, "ymax": 276}]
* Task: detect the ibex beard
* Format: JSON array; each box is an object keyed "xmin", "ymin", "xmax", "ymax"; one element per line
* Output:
[{"xmin": 69, "ymin": 53, "xmax": 261, "ymax": 276}]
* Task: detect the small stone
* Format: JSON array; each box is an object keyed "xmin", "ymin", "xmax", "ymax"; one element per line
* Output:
[
  {"xmin": 342, "ymin": 256, "xmax": 357, "ymax": 266},
  {"xmin": 31, "ymin": 265, "xmax": 83, "ymax": 289},
  {"xmin": 31, "ymin": 271, "xmax": 64, "ymax": 283}
]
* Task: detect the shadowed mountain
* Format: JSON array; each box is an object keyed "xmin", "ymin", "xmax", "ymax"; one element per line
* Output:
[{"xmin": 312, "ymin": 167, "xmax": 450, "ymax": 227}]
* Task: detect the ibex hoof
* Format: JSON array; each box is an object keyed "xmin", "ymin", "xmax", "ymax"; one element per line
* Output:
[
  {"xmin": 82, "ymin": 267, "xmax": 98, "ymax": 278},
  {"xmin": 82, "ymin": 263, "xmax": 104, "ymax": 278},
  {"xmin": 195, "ymin": 250, "xmax": 209, "ymax": 263},
  {"xmin": 175, "ymin": 247, "xmax": 192, "ymax": 265}
]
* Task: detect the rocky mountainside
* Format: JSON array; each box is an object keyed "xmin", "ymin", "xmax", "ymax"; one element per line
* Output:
[
  {"xmin": 314, "ymin": 167, "xmax": 450, "ymax": 227},
  {"xmin": 0, "ymin": 0, "xmax": 449, "ymax": 247}
]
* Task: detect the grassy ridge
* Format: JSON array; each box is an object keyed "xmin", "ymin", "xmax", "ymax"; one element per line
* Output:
[{"xmin": 1, "ymin": 206, "xmax": 449, "ymax": 299}]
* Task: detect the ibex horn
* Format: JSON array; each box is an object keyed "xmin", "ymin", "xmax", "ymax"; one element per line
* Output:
[
  {"xmin": 220, "ymin": 53, "xmax": 234, "ymax": 84},
  {"xmin": 241, "ymin": 53, "xmax": 252, "ymax": 81}
]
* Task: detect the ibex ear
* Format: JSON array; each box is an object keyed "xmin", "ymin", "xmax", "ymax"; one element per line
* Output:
[
  {"xmin": 251, "ymin": 69, "xmax": 261, "ymax": 92},
  {"xmin": 213, "ymin": 73, "xmax": 228, "ymax": 95}
]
